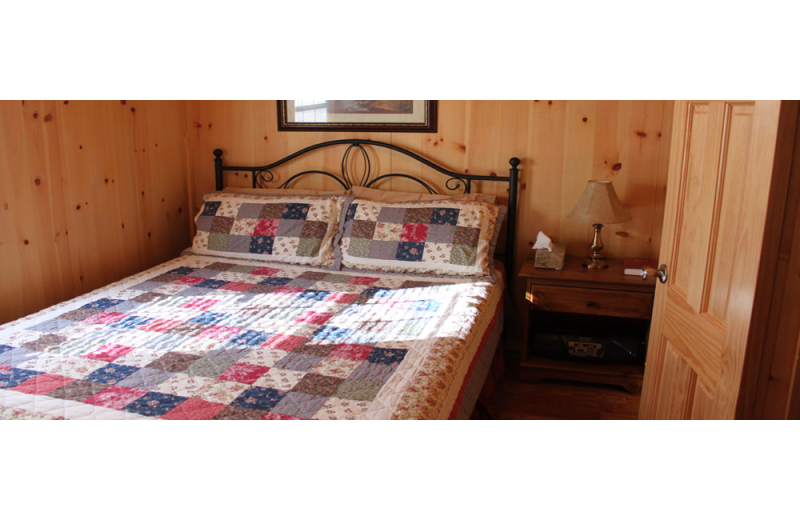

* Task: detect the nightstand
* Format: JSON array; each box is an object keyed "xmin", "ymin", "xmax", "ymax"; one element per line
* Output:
[{"xmin": 518, "ymin": 255, "xmax": 656, "ymax": 393}]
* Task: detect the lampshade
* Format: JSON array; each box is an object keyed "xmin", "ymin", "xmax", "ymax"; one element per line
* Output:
[{"xmin": 566, "ymin": 180, "xmax": 632, "ymax": 224}]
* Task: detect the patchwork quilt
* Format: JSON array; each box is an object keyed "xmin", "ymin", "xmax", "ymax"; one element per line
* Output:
[{"xmin": 0, "ymin": 255, "xmax": 502, "ymax": 420}]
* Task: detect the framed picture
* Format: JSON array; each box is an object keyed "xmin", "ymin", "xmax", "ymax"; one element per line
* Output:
[{"xmin": 277, "ymin": 100, "xmax": 438, "ymax": 133}]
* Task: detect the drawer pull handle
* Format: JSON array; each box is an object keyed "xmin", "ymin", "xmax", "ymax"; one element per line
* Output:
[{"xmin": 586, "ymin": 300, "xmax": 595, "ymax": 307}]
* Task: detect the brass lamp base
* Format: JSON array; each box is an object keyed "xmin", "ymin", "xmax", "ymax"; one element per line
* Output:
[
  {"xmin": 582, "ymin": 222, "xmax": 609, "ymax": 270},
  {"xmin": 582, "ymin": 257, "xmax": 609, "ymax": 269}
]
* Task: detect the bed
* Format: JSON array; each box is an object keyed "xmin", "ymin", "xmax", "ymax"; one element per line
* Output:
[{"xmin": 0, "ymin": 139, "xmax": 520, "ymax": 420}]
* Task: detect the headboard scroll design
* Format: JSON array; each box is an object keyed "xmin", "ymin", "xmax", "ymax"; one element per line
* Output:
[{"xmin": 212, "ymin": 139, "xmax": 521, "ymax": 280}]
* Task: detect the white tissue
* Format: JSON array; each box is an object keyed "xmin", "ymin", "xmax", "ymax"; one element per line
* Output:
[{"xmin": 533, "ymin": 231, "xmax": 553, "ymax": 251}]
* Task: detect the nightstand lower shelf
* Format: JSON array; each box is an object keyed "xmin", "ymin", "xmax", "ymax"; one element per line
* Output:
[{"xmin": 519, "ymin": 356, "xmax": 644, "ymax": 394}]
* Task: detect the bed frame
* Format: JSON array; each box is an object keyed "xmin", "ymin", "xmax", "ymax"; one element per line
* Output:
[{"xmin": 212, "ymin": 139, "xmax": 520, "ymax": 278}]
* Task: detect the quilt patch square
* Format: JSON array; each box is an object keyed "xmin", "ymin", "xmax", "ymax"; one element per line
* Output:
[
  {"xmin": 281, "ymin": 203, "xmax": 310, "ymax": 220},
  {"xmin": 249, "ymin": 236, "xmax": 274, "ymax": 255},
  {"xmin": 396, "ymin": 242, "xmax": 425, "ymax": 262},
  {"xmin": 146, "ymin": 352, "xmax": 202, "ymax": 372},
  {"xmin": 232, "ymin": 387, "xmax": 285, "ymax": 411},
  {"xmin": 58, "ymin": 308, "xmax": 103, "ymax": 321},
  {"xmin": 400, "ymin": 223, "xmax": 428, "ymax": 242},
  {"xmin": 193, "ymin": 379, "xmax": 248, "ymax": 404},
  {"xmin": 348, "ymin": 361, "xmax": 397, "ymax": 383},
  {"xmin": 403, "ymin": 207, "xmax": 434, "ymax": 224},
  {"xmin": 453, "ymin": 226, "xmax": 480, "ymax": 247},
  {"xmin": 262, "ymin": 334, "xmax": 307, "ymax": 352},
  {"xmin": 193, "ymin": 279, "xmax": 226, "ymax": 290},
  {"xmin": 83, "ymin": 311, "xmax": 127, "ymax": 325},
  {"xmin": 205, "ymin": 344, "xmax": 253, "ymax": 363},
  {"xmin": 369, "ymin": 241, "xmax": 399, "ymax": 260},
  {"xmin": 195, "ymin": 215, "xmax": 214, "ymax": 232},
  {"xmin": 81, "ymin": 298, "xmax": 125, "ymax": 311},
  {"xmin": 334, "ymin": 380, "xmax": 384, "ymax": 402},
  {"xmin": 0, "ymin": 347, "xmax": 41, "ymax": 367},
  {"xmin": 160, "ymin": 398, "xmax": 227, "ymax": 420},
  {"xmin": 26, "ymin": 318, "xmax": 74, "ymax": 333},
  {"xmin": 83, "ymin": 344, "xmax": 135, "ymax": 362},
  {"xmin": 310, "ymin": 357, "xmax": 362, "ymax": 379},
  {"xmin": 376, "ymin": 206, "xmax": 405, "ymax": 223},
  {"xmin": 301, "ymin": 218, "xmax": 328, "ymax": 239},
  {"xmin": 210, "ymin": 216, "xmax": 235, "ymax": 234},
  {"xmin": 374, "ymin": 221, "xmax": 402, "ymax": 241},
  {"xmin": 450, "ymin": 244, "xmax": 477, "ymax": 266},
  {"xmin": 226, "ymin": 235, "xmax": 252, "ymax": 253},
  {"xmin": 84, "ymin": 385, "xmax": 148, "ymax": 409},
  {"xmin": 12, "ymin": 373, "xmax": 74, "ymax": 395},
  {"xmin": 86, "ymin": 363, "xmax": 141, "ymax": 385},
  {"xmin": 48, "ymin": 380, "xmax": 110, "ymax": 402},
  {"xmin": 329, "ymin": 343, "xmax": 373, "ymax": 361},
  {"xmin": 294, "ymin": 343, "xmax": 335, "ymax": 358},
  {"xmin": 430, "ymin": 207, "xmax": 460, "ymax": 225},
  {"xmin": 258, "ymin": 203, "xmax": 286, "ymax": 219},
  {"xmin": 366, "ymin": 347, "xmax": 408, "ymax": 365},
  {"xmin": 312, "ymin": 326, "xmax": 353, "ymax": 343},
  {"xmin": 252, "ymin": 368, "xmax": 305, "ymax": 391},
  {"xmin": 117, "ymin": 367, "xmax": 172, "ymax": 390},
  {"xmin": 200, "ymin": 201, "xmax": 221, "ymax": 216},
  {"xmin": 270, "ymin": 392, "xmax": 328, "ymax": 419},
  {"xmin": 274, "ymin": 352, "xmax": 324, "ymax": 372},
  {"xmin": 22, "ymin": 334, "xmax": 68, "ymax": 352},
  {"xmin": 426, "ymin": 224, "xmax": 457, "ymax": 243},
  {"xmin": 218, "ymin": 363, "xmax": 270, "ymax": 385},
  {"xmin": 229, "ymin": 330, "xmax": 273, "ymax": 347},
  {"xmin": 276, "ymin": 219, "xmax": 304, "ymax": 238},
  {"xmin": 213, "ymin": 406, "xmax": 265, "ymax": 420},
  {"xmin": 186, "ymin": 357, "xmax": 234, "ymax": 379},
  {"xmin": 125, "ymin": 392, "xmax": 187, "ymax": 417},
  {"xmin": 254, "ymin": 218, "xmax": 279, "ymax": 237},
  {"xmin": 251, "ymin": 267, "xmax": 280, "ymax": 277},
  {"xmin": 198, "ymin": 325, "xmax": 242, "ymax": 341},
  {"xmin": 108, "ymin": 315, "xmax": 154, "ymax": 330},
  {"xmin": 296, "ymin": 237, "xmax": 322, "ymax": 257},
  {"xmin": 236, "ymin": 203, "xmax": 264, "ymax": 219},
  {"xmin": 292, "ymin": 373, "xmax": 344, "ymax": 397},
  {"xmin": 294, "ymin": 310, "xmax": 333, "ymax": 326},
  {"xmin": 208, "ymin": 232, "xmax": 230, "ymax": 251}
]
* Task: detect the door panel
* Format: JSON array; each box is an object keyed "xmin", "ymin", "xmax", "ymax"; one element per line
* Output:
[
  {"xmin": 655, "ymin": 342, "xmax": 698, "ymax": 420},
  {"xmin": 640, "ymin": 100, "xmax": 784, "ymax": 419}
]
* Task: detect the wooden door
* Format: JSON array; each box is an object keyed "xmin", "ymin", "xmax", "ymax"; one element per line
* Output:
[{"xmin": 639, "ymin": 100, "xmax": 797, "ymax": 419}]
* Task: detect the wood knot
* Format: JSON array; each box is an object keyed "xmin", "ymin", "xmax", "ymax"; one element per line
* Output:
[
  {"xmin": 636, "ymin": 131, "xmax": 647, "ymax": 137},
  {"xmin": 264, "ymin": 136, "xmax": 268, "ymax": 140},
  {"xmin": 178, "ymin": 207, "xmax": 183, "ymax": 214},
  {"xmin": 616, "ymin": 231, "xmax": 629, "ymax": 237},
  {"xmin": 582, "ymin": 117, "xmax": 588, "ymax": 122},
  {"xmin": 489, "ymin": 172, "xmax": 497, "ymax": 177},
  {"xmin": 548, "ymin": 101, "xmax": 553, "ymax": 105},
  {"xmin": 44, "ymin": 114, "xmax": 52, "ymax": 122},
  {"xmin": 104, "ymin": 178, "xmax": 109, "ymax": 184},
  {"xmin": 34, "ymin": 178, "xmax": 41, "ymax": 186},
  {"xmin": 79, "ymin": 145, "xmax": 83, "ymax": 150},
  {"xmin": 521, "ymin": 183, "xmax": 527, "ymax": 190},
  {"xmin": 147, "ymin": 232, "xmax": 152, "ymax": 238},
  {"xmin": 141, "ymin": 191, "xmax": 145, "ymax": 196},
  {"xmin": 458, "ymin": 144, "xmax": 466, "ymax": 151},
  {"xmin": 612, "ymin": 163, "xmax": 622, "ymax": 171},
  {"xmin": 193, "ymin": 122, "xmax": 202, "ymax": 128},
  {"xmin": 130, "ymin": 107, "xmax": 136, "ymax": 113},
  {"xmin": 76, "ymin": 204, "xmax": 81, "ymax": 210},
  {"xmin": 33, "ymin": 112, "xmax": 39, "ymax": 119},
  {"xmin": 24, "ymin": 239, "xmax": 30, "ymax": 245},
  {"xmin": 208, "ymin": 123, "xmax": 213, "ymax": 129},
  {"xmin": 121, "ymin": 223, "xmax": 125, "ymax": 229},
  {"xmin": 63, "ymin": 101, "xmax": 69, "ymax": 105},
  {"xmin": 121, "ymin": 100, "xmax": 127, "ymax": 105}
]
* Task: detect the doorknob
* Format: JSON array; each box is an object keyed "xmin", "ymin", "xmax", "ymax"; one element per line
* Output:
[{"xmin": 642, "ymin": 264, "xmax": 668, "ymax": 284}]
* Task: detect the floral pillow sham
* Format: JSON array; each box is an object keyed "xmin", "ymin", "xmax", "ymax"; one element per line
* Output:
[
  {"xmin": 337, "ymin": 198, "xmax": 506, "ymax": 278},
  {"xmin": 192, "ymin": 192, "xmax": 350, "ymax": 268}
]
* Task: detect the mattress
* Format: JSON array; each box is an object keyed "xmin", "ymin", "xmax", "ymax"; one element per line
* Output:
[{"xmin": 0, "ymin": 254, "xmax": 503, "ymax": 420}]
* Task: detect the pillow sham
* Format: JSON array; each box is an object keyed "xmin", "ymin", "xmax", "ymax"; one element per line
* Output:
[
  {"xmin": 350, "ymin": 185, "xmax": 497, "ymax": 205},
  {"xmin": 192, "ymin": 192, "xmax": 350, "ymax": 268},
  {"xmin": 338, "ymin": 198, "xmax": 506, "ymax": 278}
]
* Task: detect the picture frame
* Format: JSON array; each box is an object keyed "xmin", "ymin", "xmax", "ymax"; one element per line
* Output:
[{"xmin": 277, "ymin": 100, "xmax": 438, "ymax": 133}]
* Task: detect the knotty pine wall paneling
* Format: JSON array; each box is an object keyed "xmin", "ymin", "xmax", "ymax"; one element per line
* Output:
[
  {"xmin": 0, "ymin": 100, "xmax": 190, "ymax": 324},
  {"xmin": 185, "ymin": 100, "xmax": 673, "ymax": 349}
]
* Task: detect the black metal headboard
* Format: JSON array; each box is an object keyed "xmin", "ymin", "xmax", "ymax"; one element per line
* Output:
[{"xmin": 212, "ymin": 139, "xmax": 520, "ymax": 279}]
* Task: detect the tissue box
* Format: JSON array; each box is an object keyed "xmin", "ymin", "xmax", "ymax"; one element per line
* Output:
[{"xmin": 534, "ymin": 243, "xmax": 566, "ymax": 270}]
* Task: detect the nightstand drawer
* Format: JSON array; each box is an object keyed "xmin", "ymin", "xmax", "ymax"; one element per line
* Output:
[{"xmin": 527, "ymin": 283, "xmax": 653, "ymax": 319}]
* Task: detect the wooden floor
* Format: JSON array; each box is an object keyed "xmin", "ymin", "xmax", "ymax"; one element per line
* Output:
[{"xmin": 490, "ymin": 378, "xmax": 641, "ymax": 420}]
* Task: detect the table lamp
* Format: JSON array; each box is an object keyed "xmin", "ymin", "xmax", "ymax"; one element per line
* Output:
[{"xmin": 566, "ymin": 179, "xmax": 631, "ymax": 269}]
